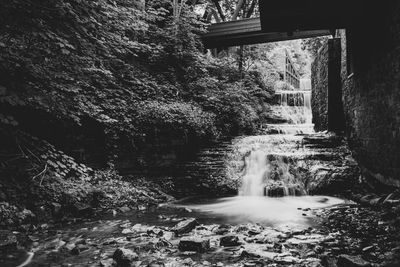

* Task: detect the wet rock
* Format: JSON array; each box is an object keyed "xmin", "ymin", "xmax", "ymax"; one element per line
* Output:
[
  {"xmin": 243, "ymin": 261, "xmax": 263, "ymax": 267},
  {"xmin": 178, "ymin": 236, "xmax": 210, "ymax": 252},
  {"xmin": 214, "ymin": 225, "xmax": 230, "ymax": 235},
  {"xmin": 275, "ymin": 255, "xmax": 301, "ymax": 264},
  {"xmin": 337, "ymin": 254, "xmax": 371, "ymax": 267},
  {"xmin": 100, "ymin": 259, "xmax": 116, "ymax": 267},
  {"xmin": 241, "ymin": 244, "xmax": 279, "ymax": 259},
  {"xmin": 67, "ymin": 242, "xmax": 89, "ymax": 256},
  {"xmin": 113, "ymin": 248, "xmax": 139, "ymax": 266},
  {"xmin": 148, "ymin": 260, "xmax": 165, "ymax": 267},
  {"xmin": 220, "ymin": 235, "xmax": 241, "ymax": 247},
  {"xmin": 286, "ymin": 234, "xmax": 326, "ymax": 245},
  {"xmin": 0, "ymin": 230, "xmax": 17, "ymax": 251},
  {"xmin": 171, "ymin": 218, "xmax": 198, "ymax": 235}
]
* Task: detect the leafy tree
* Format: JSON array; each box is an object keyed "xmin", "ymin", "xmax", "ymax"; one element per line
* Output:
[{"xmin": 301, "ymin": 36, "xmax": 329, "ymax": 58}]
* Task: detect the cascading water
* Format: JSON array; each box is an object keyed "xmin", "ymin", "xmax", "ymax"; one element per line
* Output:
[
  {"xmin": 267, "ymin": 89, "xmax": 313, "ymax": 134},
  {"xmin": 236, "ymin": 88, "xmax": 314, "ymax": 197},
  {"xmin": 239, "ymin": 149, "xmax": 306, "ymax": 198},
  {"xmin": 178, "ymin": 86, "xmax": 344, "ymax": 228},
  {"xmin": 239, "ymin": 150, "xmax": 269, "ymax": 196}
]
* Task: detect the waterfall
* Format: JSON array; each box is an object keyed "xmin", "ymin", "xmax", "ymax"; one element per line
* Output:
[
  {"xmin": 238, "ymin": 88, "xmax": 313, "ymax": 197},
  {"xmin": 239, "ymin": 150, "xmax": 306, "ymax": 197},
  {"xmin": 239, "ymin": 150, "xmax": 269, "ymax": 196},
  {"xmin": 277, "ymin": 90, "xmax": 312, "ymax": 123}
]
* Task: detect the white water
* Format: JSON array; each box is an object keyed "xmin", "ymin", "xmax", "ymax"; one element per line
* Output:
[
  {"xmin": 180, "ymin": 87, "xmax": 345, "ymax": 228},
  {"xmin": 276, "ymin": 90, "xmax": 312, "ymax": 125},
  {"xmin": 238, "ymin": 89, "xmax": 314, "ymax": 197},
  {"xmin": 239, "ymin": 150, "xmax": 269, "ymax": 196}
]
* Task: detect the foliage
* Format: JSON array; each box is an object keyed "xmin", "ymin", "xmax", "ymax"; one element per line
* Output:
[
  {"xmin": 0, "ymin": 0, "xmax": 274, "ymax": 146},
  {"xmin": 301, "ymin": 36, "xmax": 330, "ymax": 59}
]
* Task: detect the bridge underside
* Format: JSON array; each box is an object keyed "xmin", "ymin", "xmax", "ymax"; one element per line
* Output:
[
  {"xmin": 203, "ymin": 18, "xmax": 330, "ymax": 48},
  {"xmin": 203, "ymin": 0, "xmax": 392, "ymax": 48}
]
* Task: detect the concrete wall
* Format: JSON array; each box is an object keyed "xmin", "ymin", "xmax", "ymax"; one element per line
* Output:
[
  {"xmin": 311, "ymin": 43, "xmax": 329, "ymax": 132},
  {"xmin": 312, "ymin": 2, "xmax": 400, "ymax": 187}
]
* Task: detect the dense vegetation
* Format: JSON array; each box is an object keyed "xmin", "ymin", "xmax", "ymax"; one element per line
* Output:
[
  {"xmin": 0, "ymin": 0, "xmax": 274, "ymax": 144},
  {"xmin": 0, "ymin": 0, "xmax": 280, "ymax": 226}
]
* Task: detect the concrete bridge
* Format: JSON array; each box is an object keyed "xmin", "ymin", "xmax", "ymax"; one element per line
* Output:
[{"xmin": 203, "ymin": 0, "xmax": 383, "ymax": 49}]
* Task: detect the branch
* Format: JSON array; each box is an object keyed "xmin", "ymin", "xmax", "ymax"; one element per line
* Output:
[
  {"xmin": 16, "ymin": 142, "xmax": 28, "ymax": 159},
  {"xmin": 212, "ymin": 0, "xmax": 226, "ymax": 21},
  {"xmin": 231, "ymin": 0, "xmax": 245, "ymax": 21},
  {"xmin": 246, "ymin": 0, "xmax": 257, "ymax": 18},
  {"xmin": 32, "ymin": 163, "xmax": 47, "ymax": 181},
  {"xmin": 211, "ymin": 9, "xmax": 221, "ymax": 23}
]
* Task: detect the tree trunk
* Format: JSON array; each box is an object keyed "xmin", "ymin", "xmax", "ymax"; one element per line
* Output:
[
  {"xmin": 246, "ymin": 0, "xmax": 257, "ymax": 18},
  {"xmin": 212, "ymin": 0, "xmax": 226, "ymax": 21},
  {"xmin": 238, "ymin": 46, "xmax": 244, "ymax": 73},
  {"xmin": 231, "ymin": 0, "xmax": 244, "ymax": 21},
  {"xmin": 237, "ymin": 0, "xmax": 247, "ymax": 73}
]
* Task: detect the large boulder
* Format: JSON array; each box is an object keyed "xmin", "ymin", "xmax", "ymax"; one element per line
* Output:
[
  {"xmin": 171, "ymin": 218, "xmax": 198, "ymax": 235},
  {"xmin": 220, "ymin": 235, "xmax": 241, "ymax": 247}
]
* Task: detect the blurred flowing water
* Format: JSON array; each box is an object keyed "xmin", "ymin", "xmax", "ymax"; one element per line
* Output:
[{"xmin": 179, "ymin": 88, "xmax": 345, "ymax": 228}]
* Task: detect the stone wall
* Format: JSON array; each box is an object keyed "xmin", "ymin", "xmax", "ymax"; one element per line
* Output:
[
  {"xmin": 312, "ymin": 2, "xmax": 400, "ymax": 187},
  {"xmin": 311, "ymin": 43, "xmax": 329, "ymax": 132}
]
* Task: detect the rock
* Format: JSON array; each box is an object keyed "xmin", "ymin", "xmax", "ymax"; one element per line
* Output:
[
  {"xmin": 243, "ymin": 261, "xmax": 262, "ymax": 267},
  {"xmin": 337, "ymin": 254, "xmax": 372, "ymax": 267},
  {"xmin": 68, "ymin": 243, "xmax": 89, "ymax": 256},
  {"xmin": 214, "ymin": 225, "xmax": 230, "ymax": 235},
  {"xmin": 148, "ymin": 261, "xmax": 165, "ymax": 267},
  {"xmin": 40, "ymin": 223, "xmax": 49, "ymax": 230},
  {"xmin": 113, "ymin": 248, "xmax": 139, "ymax": 266},
  {"xmin": 181, "ymin": 258, "xmax": 194, "ymax": 265},
  {"xmin": 77, "ymin": 244, "xmax": 90, "ymax": 252},
  {"xmin": 70, "ymin": 246, "xmax": 80, "ymax": 255},
  {"xmin": 171, "ymin": 218, "xmax": 198, "ymax": 235},
  {"xmin": 275, "ymin": 255, "xmax": 301, "ymax": 264},
  {"xmin": 147, "ymin": 228, "xmax": 163, "ymax": 237},
  {"xmin": 100, "ymin": 259, "xmax": 116, "ymax": 267},
  {"xmin": 220, "ymin": 235, "xmax": 241, "ymax": 247},
  {"xmin": 178, "ymin": 236, "xmax": 210, "ymax": 252},
  {"xmin": 0, "ymin": 230, "xmax": 17, "ymax": 251},
  {"xmin": 118, "ymin": 206, "xmax": 131, "ymax": 213}
]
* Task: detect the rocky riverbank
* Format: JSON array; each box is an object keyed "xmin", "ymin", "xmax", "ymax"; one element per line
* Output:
[{"xmin": 2, "ymin": 196, "xmax": 400, "ymax": 267}]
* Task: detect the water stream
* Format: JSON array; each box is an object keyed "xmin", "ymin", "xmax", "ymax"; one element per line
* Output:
[{"xmin": 180, "ymin": 89, "xmax": 344, "ymax": 229}]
